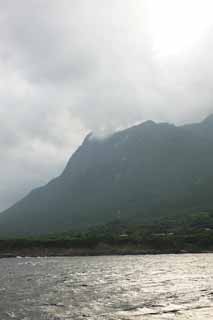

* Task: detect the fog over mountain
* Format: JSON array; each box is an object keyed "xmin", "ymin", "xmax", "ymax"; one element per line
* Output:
[
  {"xmin": 1, "ymin": 116, "xmax": 213, "ymax": 236},
  {"xmin": 1, "ymin": 0, "xmax": 213, "ymax": 211}
]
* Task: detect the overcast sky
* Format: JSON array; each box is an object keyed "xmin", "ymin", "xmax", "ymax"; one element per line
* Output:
[{"xmin": 1, "ymin": 0, "xmax": 213, "ymax": 211}]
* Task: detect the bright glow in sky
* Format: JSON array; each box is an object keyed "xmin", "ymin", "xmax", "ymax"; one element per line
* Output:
[
  {"xmin": 146, "ymin": 0, "xmax": 213, "ymax": 56},
  {"xmin": 1, "ymin": 0, "xmax": 213, "ymax": 211}
]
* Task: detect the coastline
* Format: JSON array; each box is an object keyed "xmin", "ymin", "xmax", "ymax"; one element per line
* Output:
[{"xmin": 0, "ymin": 246, "xmax": 211, "ymax": 258}]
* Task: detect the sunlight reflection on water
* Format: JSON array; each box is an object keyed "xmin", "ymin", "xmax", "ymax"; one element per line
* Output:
[{"xmin": 0, "ymin": 254, "xmax": 213, "ymax": 319}]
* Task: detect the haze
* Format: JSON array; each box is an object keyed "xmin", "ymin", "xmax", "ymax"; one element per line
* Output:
[{"xmin": 1, "ymin": 0, "xmax": 213, "ymax": 211}]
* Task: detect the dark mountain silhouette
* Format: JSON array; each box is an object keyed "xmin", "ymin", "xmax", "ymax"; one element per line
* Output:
[{"xmin": 1, "ymin": 115, "xmax": 213, "ymax": 236}]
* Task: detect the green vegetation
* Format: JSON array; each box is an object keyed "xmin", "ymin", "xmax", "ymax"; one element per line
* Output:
[{"xmin": 1, "ymin": 212, "xmax": 213, "ymax": 256}]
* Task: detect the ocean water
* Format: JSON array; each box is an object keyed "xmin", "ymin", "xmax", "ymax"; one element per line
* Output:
[{"xmin": 0, "ymin": 254, "xmax": 213, "ymax": 319}]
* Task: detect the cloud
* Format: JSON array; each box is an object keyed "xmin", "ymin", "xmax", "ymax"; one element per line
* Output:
[{"xmin": 0, "ymin": 0, "xmax": 213, "ymax": 210}]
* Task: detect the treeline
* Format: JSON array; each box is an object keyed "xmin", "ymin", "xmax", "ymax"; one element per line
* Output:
[
  {"xmin": 1, "ymin": 214, "xmax": 213, "ymax": 253},
  {"xmin": 1, "ymin": 209, "xmax": 213, "ymax": 254}
]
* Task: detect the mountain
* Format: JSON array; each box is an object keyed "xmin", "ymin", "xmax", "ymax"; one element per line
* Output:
[{"xmin": 1, "ymin": 115, "xmax": 213, "ymax": 237}]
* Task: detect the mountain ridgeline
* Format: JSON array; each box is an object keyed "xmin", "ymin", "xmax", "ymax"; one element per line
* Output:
[{"xmin": 1, "ymin": 116, "xmax": 213, "ymax": 237}]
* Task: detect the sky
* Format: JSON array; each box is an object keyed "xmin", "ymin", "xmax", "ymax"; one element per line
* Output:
[{"xmin": 1, "ymin": 0, "xmax": 213, "ymax": 211}]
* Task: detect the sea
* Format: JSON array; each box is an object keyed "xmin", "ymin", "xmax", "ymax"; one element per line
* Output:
[{"xmin": 0, "ymin": 254, "xmax": 213, "ymax": 319}]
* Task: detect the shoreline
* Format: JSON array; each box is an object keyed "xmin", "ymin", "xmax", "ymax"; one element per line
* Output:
[{"xmin": 0, "ymin": 247, "xmax": 212, "ymax": 258}]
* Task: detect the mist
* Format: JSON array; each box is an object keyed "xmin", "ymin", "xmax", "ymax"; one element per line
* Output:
[{"xmin": 1, "ymin": 0, "xmax": 213, "ymax": 211}]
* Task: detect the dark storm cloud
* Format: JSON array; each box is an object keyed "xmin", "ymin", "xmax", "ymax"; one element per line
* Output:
[{"xmin": 0, "ymin": 0, "xmax": 213, "ymax": 210}]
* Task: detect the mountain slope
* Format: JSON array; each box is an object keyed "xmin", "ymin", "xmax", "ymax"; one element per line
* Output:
[{"xmin": 1, "ymin": 116, "xmax": 213, "ymax": 236}]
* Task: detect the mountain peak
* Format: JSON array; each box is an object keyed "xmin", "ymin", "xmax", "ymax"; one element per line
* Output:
[
  {"xmin": 203, "ymin": 114, "xmax": 213, "ymax": 124},
  {"xmin": 2, "ymin": 116, "xmax": 213, "ymax": 236},
  {"xmin": 142, "ymin": 120, "xmax": 156, "ymax": 126},
  {"xmin": 83, "ymin": 132, "xmax": 93, "ymax": 143}
]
